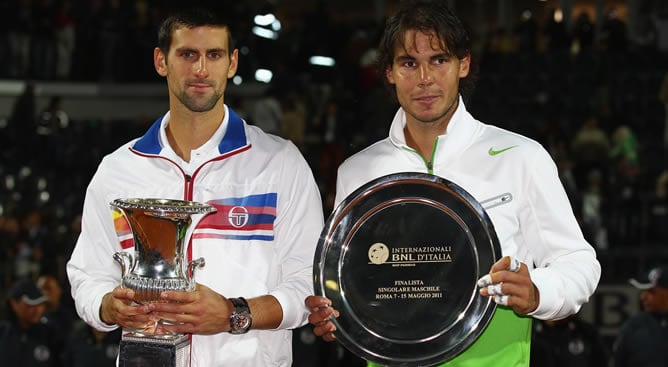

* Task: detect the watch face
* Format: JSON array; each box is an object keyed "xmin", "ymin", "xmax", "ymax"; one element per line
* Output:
[
  {"xmin": 230, "ymin": 298, "xmax": 252, "ymax": 334},
  {"xmin": 232, "ymin": 313, "xmax": 251, "ymax": 331}
]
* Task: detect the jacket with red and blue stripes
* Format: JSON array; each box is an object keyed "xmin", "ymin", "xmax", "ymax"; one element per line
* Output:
[{"xmin": 67, "ymin": 105, "xmax": 324, "ymax": 366}]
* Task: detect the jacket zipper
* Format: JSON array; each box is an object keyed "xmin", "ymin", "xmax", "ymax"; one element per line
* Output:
[
  {"xmin": 402, "ymin": 137, "xmax": 439, "ymax": 174},
  {"xmin": 184, "ymin": 174, "xmax": 193, "ymax": 200}
]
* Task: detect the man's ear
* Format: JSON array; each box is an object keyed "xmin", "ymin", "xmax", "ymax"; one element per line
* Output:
[
  {"xmin": 154, "ymin": 48, "xmax": 167, "ymax": 77},
  {"xmin": 459, "ymin": 54, "xmax": 471, "ymax": 78},
  {"xmin": 385, "ymin": 66, "xmax": 396, "ymax": 85},
  {"xmin": 227, "ymin": 49, "xmax": 239, "ymax": 78}
]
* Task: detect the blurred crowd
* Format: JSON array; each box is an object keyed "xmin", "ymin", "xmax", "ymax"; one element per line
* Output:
[{"xmin": 0, "ymin": 0, "xmax": 667, "ymax": 366}]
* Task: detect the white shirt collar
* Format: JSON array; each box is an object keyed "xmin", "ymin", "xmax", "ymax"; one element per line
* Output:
[{"xmin": 157, "ymin": 106, "xmax": 230, "ymax": 174}]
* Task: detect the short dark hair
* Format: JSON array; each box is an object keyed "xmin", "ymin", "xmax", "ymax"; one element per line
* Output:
[
  {"xmin": 157, "ymin": 7, "xmax": 236, "ymax": 56},
  {"xmin": 376, "ymin": 0, "xmax": 477, "ymax": 102}
]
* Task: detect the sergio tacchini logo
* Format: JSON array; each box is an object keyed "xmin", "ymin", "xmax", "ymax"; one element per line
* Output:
[
  {"xmin": 228, "ymin": 206, "xmax": 249, "ymax": 228},
  {"xmin": 488, "ymin": 145, "xmax": 518, "ymax": 156}
]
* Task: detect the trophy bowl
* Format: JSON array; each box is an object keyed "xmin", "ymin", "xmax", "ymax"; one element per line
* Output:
[{"xmin": 111, "ymin": 198, "xmax": 216, "ymax": 304}]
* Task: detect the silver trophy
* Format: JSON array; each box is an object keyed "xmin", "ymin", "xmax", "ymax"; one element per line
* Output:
[{"xmin": 111, "ymin": 198, "xmax": 216, "ymax": 367}]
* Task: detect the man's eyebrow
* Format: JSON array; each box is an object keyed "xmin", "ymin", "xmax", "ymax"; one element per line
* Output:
[
  {"xmin": 430, "ymin": 52, "xmax": 450, "ymax": 59},
  {"xmin": 174, "ymin": 46, "xmax": 195, "ymax": 53},
  {"xmin": 174, "ymin": 47, "xmax": 226, "ymax": 53},
  {"xmin": 394, "ymin": 52, "xmax": 449, "ymax": 62},
  {"xmin": 395, "ymin": 54, "xmax": 415, "ymax": 62}
]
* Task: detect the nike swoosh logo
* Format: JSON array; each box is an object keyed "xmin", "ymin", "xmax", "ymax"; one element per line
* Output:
[{"xmin": 488, "ymin": 145, "xmax": 518, "ymax": 156}]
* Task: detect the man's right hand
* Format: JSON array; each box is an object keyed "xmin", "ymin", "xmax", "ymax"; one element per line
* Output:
[
  {"xmin": 305, "ymin": 295, "xmax": 339, "ymax": 342},
  {"xmin": 100, "ymin": 286, "xmax": 156, "ymax": 331}
]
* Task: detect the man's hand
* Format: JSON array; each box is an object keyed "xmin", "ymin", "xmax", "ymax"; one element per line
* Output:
[
  {"xmin": 148, "ymin": 283, "xmax": 234, "ymax": 335},
  {"xmin": 100, "ymin": 287, "xmax": 155, "ymax": 331},
  {"xmin": 477, "ymin": 256, "xmax": 540, "ymax": 315},
  {"xmin": 305, "ymin": 295, "xmax": 339, "ymax": 342}
]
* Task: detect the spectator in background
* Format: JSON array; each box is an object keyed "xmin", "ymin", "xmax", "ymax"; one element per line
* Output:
[
  {"xmin": 609, "ymin": 125, "xmax": 640, "ymax": 190},
  {"xmin": 540, "ymin": 119, "xmax": 579, "ymax": 201},
  {"xmin": 601, "ymin": 7, "xmax": 628, "ymax": 55},
  {"xmin": 543, "ymin": 7, "xmax": 571, "ymax": 53},
  {"xmin": 72, "ymin": 0, "xmax": 103, "ymax": 81},
  {"xmin": 654, "ymin": 5, "xmax": 668, "ymax": 58},
  {"xmin": 607, "ymin": 125, "xmax": 641, "ymax": 245},
  {"xmin": 572, "ymin": 12, "xmax": 595, "ymax": 55},
  {"xmin": 0, "ymin": 214, "xmax": 21, "ymax": 291},
  {"xmin": 514, "ymin": 9, "xmax": 538, "ymax": 53},
  {"xmin": 31, "ymin": 0, "xmax": 57, "ymax": 80},
  {"xmin": 659, "ymin": 170, "xmax": 668, "ymax": 199},
  {"xmin": 281, "ymin": 92, "xmax": 307, "ymax": 152},
  {"xmin": 0, "ymin": 278, "xmax": 63, "ymax": 366},
  {"xmin": 609, "ymin": 125, "xmax": 640, "ymax": 180},
  {"xmin": 13, "ymin": 238, "xmax": 41, "ymax": 282},
  {"xmin": 37, "ymin": 274, "xmax": 76, "ymax": 345},
  {"xmin": 36, "ymin": 95, "xmax": 69, "ymax": 132},
  {"xmin": 35, "ymin": 95, "xmax": 69, "ymax": 167},
  {"xmin": 659, "ymin": 71, "xmax": 668, "ymax": 150},
  {"xmin": 653, "ymin": 170, "xmax": 668, "ymax": 242},
  {"xmin": 611, "ymin": 266, "xmax": 668, "ymax": 366},
  {"xmin": 99, "ymin": 0, "xmax": 123, "ymax": 81},
  {"xmin": 63, "ymin": 320, "xmax": 121, "ymax": 367},
  {"xmin": 249, "ymin": 85, "xmax": 283, "ymax": 135},
  {"xmin": 317, "ymin": 99, "xmax": 349, "ymax": 211},
  {"xmin": 7, "ymin": 82, "xmax": 36, "ymax": 159},
  {"xmin": 54, "ymin": 0, "xmax": 76, "ymax": 80},
  {"xmin": 571, "ymin": 115, "xmax": 610, "ymax": 190},
  {"xmin": 6, "ymin": 0, "xmax": 33, "ymax": 79},
  {"xmin": 580, "ymin": 170, "xmax": 608, "ymax": 249},
  {"xmin": 531, "ymin": 314, "xmax": 610, "ymax": 367},
  {"xmin": 487, "ymin": 27, "xmax": 515, "ymax": 54}
]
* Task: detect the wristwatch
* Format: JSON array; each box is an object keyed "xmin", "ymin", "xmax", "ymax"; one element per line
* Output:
[{"xmin": 229, "ymin": 297, "xmax": 252, "ymax": 334}]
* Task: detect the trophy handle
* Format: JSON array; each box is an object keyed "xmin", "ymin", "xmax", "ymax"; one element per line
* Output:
[
  {"xmin": 113, "ymin": 251, "xmax": 134, "ymax": 278},
  {"xmin": 186, "ymin": 257, "xmax": 206, "ymax": 287}
]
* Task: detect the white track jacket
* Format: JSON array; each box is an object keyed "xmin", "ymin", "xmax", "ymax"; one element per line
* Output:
[
  {"xmin": 334, "ymin": 98, "xmax": 601, "ymax": 321},
  {"xmin": 67, "ymin": 106, "xmax": 324, "ymax": 366}
]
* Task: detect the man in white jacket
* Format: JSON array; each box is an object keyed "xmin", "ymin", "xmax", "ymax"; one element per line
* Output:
[
  {"xmin": 67, "ymin": 7, "xmax": 323, "ymax": 367},
  {"xmin": 305, "ymin": 1, "xmax": 601, "ymax": 366}
]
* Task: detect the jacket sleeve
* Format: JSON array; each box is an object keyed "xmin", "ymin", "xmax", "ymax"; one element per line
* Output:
[
  {"xmin": 268, "ymin": 144, "xmax": 324, "ymax": 329},
  {"xmin": 66, "ymin": 170, "xmax": 123, "ymax": 332},
  {"xmin": 522, "ymin": 146, "xmax": 601, "ymax": 320}
]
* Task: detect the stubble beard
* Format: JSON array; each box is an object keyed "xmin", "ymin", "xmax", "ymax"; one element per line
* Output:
[
  {"xmin": 411, "ymin": 97, "xmax": 458, "ymax": 126},
  {"xmin": 177, "ymin": 89, "xmax": 222, "ymax": 113}
]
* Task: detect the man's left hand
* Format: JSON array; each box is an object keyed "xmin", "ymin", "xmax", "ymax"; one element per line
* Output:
[
  {"xmin": 477, "ymin": 256, "xmax": 539, "ymax": 315},
  {"xmin": 148, "ymin": 283, "xmax": 233, "ymax": 335}
]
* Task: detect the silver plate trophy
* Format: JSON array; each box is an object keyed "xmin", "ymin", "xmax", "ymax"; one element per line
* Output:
[
  {"xmin": 111, "ymin": 198, "xmax": 216, "ymax": 367},
  {"xmin": 314, "ymin": 173, "xmax": 502, "ymax": 366}
]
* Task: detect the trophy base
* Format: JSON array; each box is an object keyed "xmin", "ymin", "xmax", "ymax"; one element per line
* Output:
[{"xmin": 119, "ymin": 333, "xmax": 190, "ymax": 367}]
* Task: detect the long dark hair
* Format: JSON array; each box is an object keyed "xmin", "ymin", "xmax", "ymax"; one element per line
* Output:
[{"xmin": 376, "ymin": 0, "xmax": 478, "ymax": 103}]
